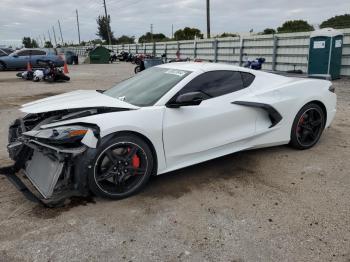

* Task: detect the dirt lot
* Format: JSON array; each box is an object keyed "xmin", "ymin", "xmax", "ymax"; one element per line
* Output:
[{"xmin": 0, "ymin": 63, "xmax": 349, "ymax": 262}]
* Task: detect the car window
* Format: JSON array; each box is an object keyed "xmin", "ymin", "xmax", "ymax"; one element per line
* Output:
[
  {"xmin": 17, "ymin": 50, "xmax": 31, "ymax": 56},
  {"xmin": 178, "ymin": 70, "xmax": 245, "ymax": 99},
  {"xmin": 30, "ymin": 50, "xmax": 46, "ymax": 55},
  {"xmin": 4, "ymin": 48, "xmax": 13, "ymax": 54},
  {"xmin": 104, "ymin": 67, "xmax": 192, "ymax": 107},
  {"xmin": 240, "ymin": 72, "xmax": 255, "ymax": 87},
  {"xmin": 0, "ymin": 50, "xmax": 7, "ymax": 57}
]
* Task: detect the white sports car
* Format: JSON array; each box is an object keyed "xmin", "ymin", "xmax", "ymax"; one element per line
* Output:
[{"xmin": 5, "ymin": 62, "xmax": 336, "ymax": 205}]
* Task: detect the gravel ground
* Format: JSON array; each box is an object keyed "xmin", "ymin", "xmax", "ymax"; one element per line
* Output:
[{"xmin": 0, "ymin": 63, "xmax": 349, "ymax": 262}]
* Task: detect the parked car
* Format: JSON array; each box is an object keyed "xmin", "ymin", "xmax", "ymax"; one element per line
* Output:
[
  {"xmin": 0, "ymin": 48, "xmax": 14, "ymax": 57},
  {"xmin": 0, "ymin": 48, "xmax": 64, "ymax": 71},
  {"xmin": 134, "ymin": 58, "xmax": 164, "ymax": 73},
  {"xmin": 4, "ymin": 62, "xmax": 336, "ymax": 206}
]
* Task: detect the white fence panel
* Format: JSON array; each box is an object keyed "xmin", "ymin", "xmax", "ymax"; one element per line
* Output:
[{"xmin": 66, "ymin": 28, "xmax": 350, "ymax": 76}]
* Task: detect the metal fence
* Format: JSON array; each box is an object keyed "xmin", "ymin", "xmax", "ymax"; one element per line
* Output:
[{"xmin": 66, "ymin": 28, "xmax": 350, "ymax": 76}]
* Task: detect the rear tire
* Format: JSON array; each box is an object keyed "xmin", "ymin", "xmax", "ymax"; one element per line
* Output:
[
  {"xmin": 87, "ymin": 134, "xmax": 154, "ymax": 200},
  {"xmin": 290, "ymin": 103, "xmax": 325, "ymax": 150},
  {"xmin": 60, "ymin": 75, "xmax": 70, "ymax": 81}
]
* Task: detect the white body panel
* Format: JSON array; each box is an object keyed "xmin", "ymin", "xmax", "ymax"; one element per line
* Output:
[
  {"xmin": 20, "ymin": 63, "xmax": 337, "ymax": 175},
  {"xmin": 21, "ymin": 90, "xmax": 139, "ymax": 113}
]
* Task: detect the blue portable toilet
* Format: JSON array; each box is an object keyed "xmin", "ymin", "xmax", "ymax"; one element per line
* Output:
[{"xmin": 308, "ymin": 28, "xmax": 343, "ymax": 80}]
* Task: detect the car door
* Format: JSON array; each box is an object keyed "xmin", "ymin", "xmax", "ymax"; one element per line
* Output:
[
  {"xmin": 163, "ymin": 70, "xmax": 257, "ymax": 169},
  {"xmin": 30, "ymin": 50, "xmax": 46, "ymax": 66},
  {"xmin": 12, "ymin": 50, "xmax": 30, "ymax": 69}
]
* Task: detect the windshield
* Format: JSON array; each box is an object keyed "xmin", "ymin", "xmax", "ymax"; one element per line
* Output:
[{"xmin": 104, "ymin": 67, "xmax": 191, "ymax": 107}]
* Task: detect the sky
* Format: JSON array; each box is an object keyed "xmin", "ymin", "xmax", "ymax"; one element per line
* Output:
[{"xmin": 0, "ymin": 0, "xmax": 349, "ymax": 47}]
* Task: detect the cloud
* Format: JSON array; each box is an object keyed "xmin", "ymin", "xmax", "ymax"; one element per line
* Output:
[{"xmin": 0, "ymin": 0, "xmax": 349, "ymax": 46}]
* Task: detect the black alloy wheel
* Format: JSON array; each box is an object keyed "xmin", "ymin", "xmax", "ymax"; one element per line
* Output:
[
  {"xmin": 88, "ymin": 135, "xmax": 154, "ymax": 199},
  {"xmin": 290, "ymin": 103, "xmax": 325, "ymax": 149}
]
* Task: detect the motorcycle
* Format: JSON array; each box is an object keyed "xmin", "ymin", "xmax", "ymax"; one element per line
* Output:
[
  {"xmin": 108, "ymin": 49, "xmax": 118, "ymax": 63},
  {"xmin": 243, "ymin": 55, "xmax": 266, "ymax": 70},
  {"xmin": 16, "ymin": 70, "xmax": 34, "ymax": 80},
  {"xmin": 36, "ymin": 60, "xmax": 70, "ymax": 82},
  {"xmin": 117, "ymin": 51, "xmax": 130, "ymax": 62}
]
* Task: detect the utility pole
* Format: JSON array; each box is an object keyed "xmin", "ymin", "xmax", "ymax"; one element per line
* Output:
[
  {"xmin": 103, "ymin": 0, "xmax": 112, "ymax": 45},
  {"xmin": 35, "ymin": 37, "xmax": 40, "ymax": 48},
  {"xmin": 206, "ymin": 0, "xmax": 211, "ymax": 38},
  {"xmin": 47, "ymin": 30, "xmax": 52, "ymax": 44},
  {"xmin": 171, "ymin": 24, "xmax": 174, "ymax": 39},
  {"xmin": 150, "ymin": 24, "xmax": 153, "ymax": 41},
  {"xmin": 38, "ymin": 35, "xmax": 43, "ymax": 47},
  {"xmin": 52, "ymin": 26, "xmax": 57, "ymax": 47},
  {"xmin": 58, "ymin": 20, "xmax": 64, "ymax": 45},
  {"xmin": 76, "ymin": 9, "xmax": 81, "ymax": 44}
]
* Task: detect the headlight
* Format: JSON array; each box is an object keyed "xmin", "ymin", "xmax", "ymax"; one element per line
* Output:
[{"xmin": 23, "ymin": 125, "xmax": 89, "ymax": 144}]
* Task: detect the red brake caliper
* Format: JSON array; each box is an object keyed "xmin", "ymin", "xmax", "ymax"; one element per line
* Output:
[
  {"xmin": 128, "ymin": 147, "xmax": 141, "ymax": 175},
  {"xmin": 132, "ymin": 154, "xmax": 140, "ymax": 169},
  {"xmin": 297, "ymin": 116, "xmax": 304, "ymax": 133}
]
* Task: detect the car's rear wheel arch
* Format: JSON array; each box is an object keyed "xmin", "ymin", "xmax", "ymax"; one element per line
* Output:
[
  {"xmin": 103, "ymin": 131, "xmax": 158, "ymax": 176},
  {"xmin": 290, "ymin": 101, "xmax": 327, "ymax": 149},
  {"xmin": 301, "ymin": 100, "xmax": 327, "ymax": 126}
]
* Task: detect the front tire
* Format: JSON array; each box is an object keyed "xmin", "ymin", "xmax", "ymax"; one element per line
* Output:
[
  {"xmin": 88, "ymin": 134, "xmax": 154, "ymax": 199},
  {"xmin": 134, "ymin": 66, "xmax": 141, "ymax": 74},
  {"xmin": 0, "ymin": 62, "xmax": 6, "ymax": 71},
  {"xmin": 290, "ymin": 103, "xmax": 325, "ymax": 150}
]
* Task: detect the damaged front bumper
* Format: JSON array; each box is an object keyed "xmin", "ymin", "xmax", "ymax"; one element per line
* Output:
[{"xmin": 4, "ymin": 138, "xmax": 89, "ymax": 206}]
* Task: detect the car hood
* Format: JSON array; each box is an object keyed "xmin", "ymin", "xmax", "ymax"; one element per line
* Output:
[{"xmin": 21, "ymin": 90, "xmax": 139, "ymax": 113}]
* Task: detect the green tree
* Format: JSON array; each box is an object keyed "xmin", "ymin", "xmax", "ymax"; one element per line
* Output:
[
  {"xmin": 320, "ymin": 14, "xmax": 350, "ymax": 29},
  {"xmin": 218, "ymin": 32, "xmax": 237, "ymax": 38},
  {"xmin": 44, "ymin": 41, "xmax": 53, "ymax": 48},
  {"xmin": 174, "ymin": 27, "xmax": 203, "ymax": 40},
  {"xmin": 117, "ymin": 35, "xmax": 135, "ymax": 44},
  {"xmin": 22, "ymin": 37, "xmax": 39, "ymax": 48},
  {"xmin": 88, "ymin": 39, "xmax": 103, "ymax": 45},
  {"xmin": 22, "ymin": 37, "xmax": 31, "ymax": 48},
  {"xmin": 262, "ymin": 28, "xmax": 276, "ymax": 35},
  {"xmin": 96, "ymin": 15, "xmax": 114, "ymax": 42},
  {"xmin": 31, "ymin": 39, "xmax": 39, "ymax": 48},
  {"xmin": 277, "ymin": 20, "xmax": 314, "ymax": 33},
  {"xmin": 139, "ymin": 32, "xmax": 168, "ymax": 43}
]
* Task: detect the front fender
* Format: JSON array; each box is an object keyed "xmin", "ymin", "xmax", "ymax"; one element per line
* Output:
[{"xmin": 38, "ymin": 107, "xmax": 167, "ymax": 174}]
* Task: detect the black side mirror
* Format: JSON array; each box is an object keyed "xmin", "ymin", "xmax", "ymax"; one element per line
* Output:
[
  {"xmin": 167, "ymin": 91, "xmax": 207, "ymax": 108},
  {"xmin": 13, "ymin": 54, "xmax": 18, "ymax": 58}
]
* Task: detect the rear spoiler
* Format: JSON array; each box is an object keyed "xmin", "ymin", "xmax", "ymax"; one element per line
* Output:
[{"xmin": 265, "ymin": 70, "xmax": 332, "ymax": 80}]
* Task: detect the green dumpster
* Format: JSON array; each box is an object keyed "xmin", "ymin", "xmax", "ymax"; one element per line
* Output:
[
  {"xmin": 308, "ymin": 28, "xmax": 343, "ymax": 80},
  {"xmin": 89, "ymin": 46, "xmax": 110, "ymax": 64}
]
